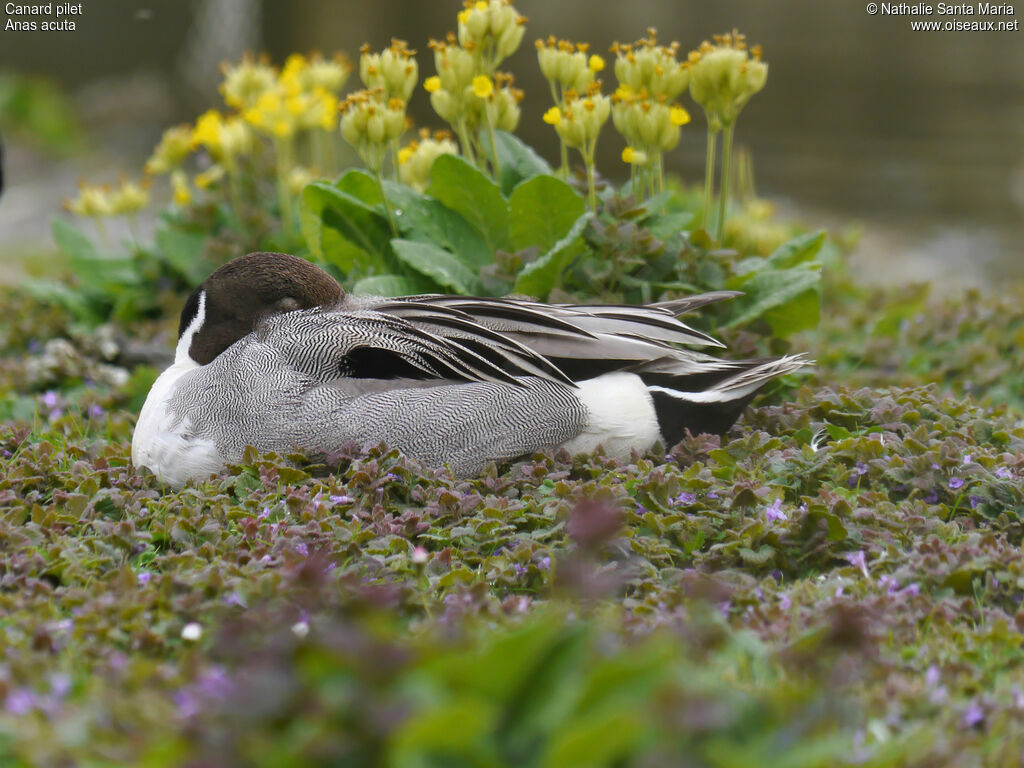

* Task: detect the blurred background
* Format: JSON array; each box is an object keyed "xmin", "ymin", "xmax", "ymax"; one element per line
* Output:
[{"xmin": 1, "ymin": 0, "xmax": 1022, "ymax": 289}]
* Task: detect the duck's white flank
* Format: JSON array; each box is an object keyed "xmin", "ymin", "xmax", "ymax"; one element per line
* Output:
[
  {"xmin": 132, "ymin": 290, "xmax": 222, "ymax": 486},
  {"xmin": 560, "ymin": 372, "xmax": 660, "ymax": 459}
]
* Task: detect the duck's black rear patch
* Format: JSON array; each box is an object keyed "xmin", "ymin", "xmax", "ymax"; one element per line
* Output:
[{"xmin": 178, "ymin": 287, "xmax": 203, "ymax": 338}]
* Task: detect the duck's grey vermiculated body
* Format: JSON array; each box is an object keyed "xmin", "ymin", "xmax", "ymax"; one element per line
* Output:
[{"xmin": 132, "ymin": 252, "xmax": 810, "ymax": 486}]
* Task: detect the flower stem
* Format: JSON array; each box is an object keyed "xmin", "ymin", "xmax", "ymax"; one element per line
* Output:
[
  {"xmin": 374, "ymin": 169, "xmax": 398, "ymax": 236},
  {"xmin": 584, "ymin": 144, "xmax": 597, "ymax": 211},
  {"xmin": 486, "ymin": 114, "xmax": 501, "ymax": 181},
  {"xmin": 715, "ymin": 122, "xmax": 735, "ymax": 243},
  {"xmin": 655, "ymin": 154, "xmax": 665, "ymax": 195},
  {"xmin": 274, "ymin": 136, "xmax": 295, "ymax": 236},
  {"xmin": 703, "ymin": 124, "xmax": 718, "ymax": 231},
  {"xmin": 456, "ymin": 119, "xmax": 476, "ymax": 165}
]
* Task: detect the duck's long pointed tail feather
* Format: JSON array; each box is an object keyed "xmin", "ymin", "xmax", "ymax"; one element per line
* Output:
[{"xmin": 642, "ymin": 353, "xmax": 812, "ymax": 444}]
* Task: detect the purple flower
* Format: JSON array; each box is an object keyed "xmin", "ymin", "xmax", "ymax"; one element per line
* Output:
[
  {"xmin": 538, "ymin": 556, "xmax": 551, "ymax": 571},
  {"xmin": 5, "ymin": 689, "xmax": 35, "ymax": 715},
  {"xmin": 41, "ymin": 391, "xmax": 59, "ymax": 409},
  {"xmin": 845, "ymin": 550, "xmax": 869, "ymax": 578},
  {"xmin": 718, "ymin": 600, "xmax": 732, "ymax": 617},
  {"xmin": 962, "ymin": 699, "xmax": 985, "ymax": 728},
  {"xmin": 765, "ymin": 498, "xmax": 787, "ymax": 522},
  {"xmin": 137, "ymin": 571, "xmax": 152, "ymax": 585},
  {"xmin": 513, "ymin": 563, "xmax": 527, "ymax": 578},
  {"xmin": 48, "ymin": 408, "xmax": 64, "ymax": 422},
  {"xmin": 925, "ymin": 665, "xmax": 941, "ymax": 686},
  {"xmin": 995, "ymin": 467, "xmax": 1012, "ymax": 480},
  {"xmin": 258, "ymin": 508, "xmax": 270, "ymax": 521},
  {"xmin": 1012, "ymin": 687, "xmax": 1024, "ymax": 710},
  {"xmin": 969, "ymin": 495, "xmax": 983, "ymax": 510},
  {"xmin": 924, "ymin": 491, "xmax": 939, "ymax": 504},
  {"xmin": 329, "ymin": 494, "xmax": 354, "ymax": 505},
  {"xmin": 963, "ymin": 455, "xmax": 972, "ymax": 464},
  {"xmin": 707, "ymin": 491, "xmax": 719, "ymax": 500},
  {"xmin": 835, "ymin": 585, "xmax": 844, "ymax": 598},
  {"xmin": 295, "ymin": 542, "xmax": 309, "ymax": 557},
  {"xmin": 948, "ymin": 477, "xmax": 965, "ymax": 491},
  {"xmin": 88, "ymin": 404, "xmax": 104, "ymax": 418},
  {"xmin": 674, "ymin": 492, "xmax": 697, "ymax": 506},
  {"xmin": 779, "ymin": 593, "xmax": 792, "ymax": 610}
]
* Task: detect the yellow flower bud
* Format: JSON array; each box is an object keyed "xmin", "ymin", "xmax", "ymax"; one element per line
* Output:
[
  {"xmin": 424, "ymin": 75, "xmax": 441, "ymax": 93},
  {"xmin": 110, "ymin": 178, "xmax": 150, "ymax": 214},
  {"xmin": 589, "ymin": 55, "xmax": 605, "ymax": 72},
  {"xmin": 219, "ymin": 52, "xmax": 277, "ymax": 110},
  {"xmin": 145, "ymin": 124, "xmax": 193, "ymax": 175},
  {"xmin": 195, "ymin": 165, "xmax": 226, "ymax": 190},
  {"xmin": 669, "ymin": 106, "xmax": 690, "ymax": 126},
  {"xmin": 399, "ymin": 130, "xmax": 458, "ymax": 191},
  {"xmin": 543, "ymin": 106, "xmax": 562, "ymax": 125}
]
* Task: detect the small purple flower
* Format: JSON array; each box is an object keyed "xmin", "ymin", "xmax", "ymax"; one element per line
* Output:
[
  {"xmin": 969, "ymin": 495, "xmax": 983, "ymax": 510},
  {"xmin": 779, "ymin": 593, "xmax": 792, "ymax": 610},
  {"xmin": 137, "ymin": 571, "xmax": 152, "ymax": 585},
  {"xmin": 1013, "ymin": 687, "xmax": 1024, "ymax": 710},
  {"xmin": 674, "ymin": 492, "xmax": 697, "ymax": 506},
  {"xmin": 41, "ymin": 391, "xmax": 59, "ymax": 409},
  {"xmin": 962, "ymin": 699, "xmax": 985, "ymax": 728},
  {"xmin": 931, "ymin": 463, "xmax": 940, "ymax": 471},
  {"xmin": 48, "ymin": 408, "xmax": 64, "ymax": 422},
  {"xmin": 137, "ymin": 506, "xmax": 149, "ymax": 517},
  {"xmin": 995, "ymin": 467, "xmax": 1012, "ymax": 480},
  {"xmin": 718, "ymin": 600, "xmax": 732, "ymax": 617},
  {"xmin": 329, "ymin": 494, "xmax": 354, "ymax": 505},
  {"xmin": 765, "ymin": 498, "xmax": 787, "ymax": 522},
  {"xmin": 538, "ymin": 556, "xmax": 551, "ymax": 571},
  {"xmin": 295, "ymin": 542, "xmax": 309, "ymax": 557},
  {"xmin": 88, "ymin": 404, "xmax": 104, "ymax": 418},
  {"xmin": 948, "ymin": 477, "xmax": 965, "ymax": 491},
  {"xmin": 845, "ymin": 550, "xmax": 869, "ymax": 578},
  {"xmin": 835, "ymin": 585, "xmax": 844, "ymax": 598},
  {"xmin": 706, "ymin": 491, "xmax": 719, "ymax": 500},
  {"xmin": 963, "ymin": 455, "xmax": 972, "ymax": 464},
  {"xmin": 5, "ymin": 689, "xmax": 35, "ymax": 715},
  {"xmin": 258, "ymin": 508, "xmax": 270, "ymax": 521},
  {"xmin": 924, "ymin": 491, "xmax": 939, "ymax": 504},
  {"xmin": 513, "ymin": 562, "xmax": 527, "ymax": 578},
  {"xmin": 925, "ymin": 665, "xmax": 941, "ymax": 686}
]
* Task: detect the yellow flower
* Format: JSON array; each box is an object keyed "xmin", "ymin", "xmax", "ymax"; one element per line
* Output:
[
  {"xmin": 424, "ymin": 75, "xmax": 441, "ymax": 93},
  {"xmin": 171, "ymin": 170, "xmax": 192, "ymax": 207},
  {"xmin": 472, "ymin": 74, "xmax": 494, "ymax": 99},
  {"xmin": 65, "ymin": 183, "xmax": 115, "ymax": 217},
  {"xmin": 475, "ymin": 0, "xmax": 487, "ymax": 9},
  {"xmin": 145, "ymin": 124, "xmax": 193, "ymax": 175},
  {"xmin": 621, "ymin": 147, "xmax": 636, "ymax": 163},
  {"xmin": 192, "ymin": 110, "xmax": 226, "ymax": 153},
  {"xmin": 542, "ymin": 106, "xmax": 562, "ymax": 125},
  {"xmin": 669, "ymin": 106, "xmax": 690, "ymax": 126},
  {"xmin": 194, "ymin": 165, "xmax": 226, "ymax": 190},
  {"xmin": 589, "ymin": 54, "xmax": 605, "ymax": 72},
  {"xmin": 110, "ymin": 178, "xmax": 150, "ymax": 214},
  {"xmin": 398, "ymin": 146, "xmax": 415, "ymax": 165}
]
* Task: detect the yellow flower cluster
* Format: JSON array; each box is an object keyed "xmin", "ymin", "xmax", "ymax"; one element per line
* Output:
[
  {"xmin": 545, "ymin": 83, "xmax": 610, "ymax": 153},
  {"xmin": 610, "ymin": 29, "xmax": 691, "ymax": 167},
  {"xmin": 243, "ymin": 53, "xmax": 346, "ymax": 139},
  {"xmin": 536, "ymin": 37, "xmax": 603, "ymax": 98},
  {"xmin": 65, "ymin": 178, "xmax": 150, "ymax": 218},
  {"xmin": 688, "ymin": 30, "xmax": 767, "ymax": 128},
  {"xmin": 425, "ymin": 1, "xmax": 526, "ymax": 166},
  {"xmin": 457, "ymin": 0, "xmax": 527, "ymax": 74},
  {"xmin": 359, "ymin": 39, "xmax": 418, "ymax": 101},
  {"xmin": 398, "ymin": 128, "xmax": 459, "ymax": 191},
  {"xmin": 340, "ymin": 90, "xmax": 408, "ymax": 174}
]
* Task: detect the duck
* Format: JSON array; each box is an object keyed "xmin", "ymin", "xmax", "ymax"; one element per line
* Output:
[{"xmin": 131, "ymin": 251, "xmax": 809, "ymax": 487}]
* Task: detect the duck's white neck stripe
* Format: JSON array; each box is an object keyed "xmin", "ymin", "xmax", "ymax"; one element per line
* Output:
[{"xmin": 175, "ymin": 289, "xmax": 206, "ymax": 365}]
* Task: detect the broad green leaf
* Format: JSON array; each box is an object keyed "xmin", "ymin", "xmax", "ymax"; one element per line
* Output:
[
  {"xmin": 724, "ymin": 265, "xmax": 821, "ymax": 333},
  {"xmin": 508, "ymin": 174, "xmax": 585, "ymax": 253},
  {"xmin": 300, "ymin": 181, "xmax": 392, "ymax": 274},
  {"xmin": 764, "ymin": 230, "xmax": 827, "ymax": 270},
  {"xmin": 645, "ymin": 210, "xmax": 694, "ymax": 240},
  {"xmin": 541, "ymin": 709, "xmax": 647, "ymax": 768},
  {"xmin": 52, "ymin": 217, "xmax": 136, "ymax": 291},
  {"xmin": 22, "ymin": 277, "xmax": 102, "ymax": 324},
  {"xmin": 492, "ymin": 129, "xmax": 554, "ymax": 195},
  {"xmin": 333, "ymin": 168, "xmax": 382, "ymax": 206},
  {"xmin": 389, "ymin": 697, "xmax": 497, "ymax": 757},
  {"xmin": 383, "ymin": 182, "xmax": 491, "ymax": 268},
  {"xmin": 391, "ymin": 238, "xmax": 482, "ymax": 295},
  {"xmin": 155, "ymin": 227, "xmax": 209, "ymax": 284},
  {"xmin": 427, "ymin": 154, "xmax": 509, "ymax": 255},
  {"xmin": 513, "ymin": 212, "xmax": 591, "ymax": 298},
  {"xmin": 351, "ymin": 273, "xmax": 435, "ymax": 296},
  {"xmin": 762, "ymin": 282, "xmax": 820, "ymax": 337}
]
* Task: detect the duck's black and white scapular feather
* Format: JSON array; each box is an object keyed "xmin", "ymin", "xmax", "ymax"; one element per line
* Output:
[{"xmin": 132, "ymin": 252, "xmax": 810, "ymax": 487}]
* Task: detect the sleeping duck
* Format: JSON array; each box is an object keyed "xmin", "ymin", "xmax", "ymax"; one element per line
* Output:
[{"xmin": 132, "ymin": 251, "xmax": 808, "ymax": 486}]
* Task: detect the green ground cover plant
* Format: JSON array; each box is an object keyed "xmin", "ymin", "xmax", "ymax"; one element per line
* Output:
[{"xmin": 2, "ymin": 1, "xmax": 1023, "ymax": 765}]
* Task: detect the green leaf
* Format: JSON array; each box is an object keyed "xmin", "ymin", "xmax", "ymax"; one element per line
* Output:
[
  {"xmin": 300, "ymin": 181, "xmax": 392, "ymax": 274},
  {"xmin": 724, "ymin": 265, "xmax": 821, "ymax": 334},
  {"xmin": 762, "ymin": 283, "xmax": 820, "ymax": 337},
  {"xmin": 645, "ymin": 210, "xmax": 694, "ymax": 241},
  {"xmin": 541, "ymin": 709, "xmax": 646, "ymax": 768},
  {"xmin": 492, "ymin": 129, "xmax": 554, "ymax": 196},
  {"xmin": 513, "ymin": 212, "xmax": 591, "ymax": 298},
  {"xmin": 52, "ymin": 217, "xmax": 137, "ymax": 292},
  {"xmin": 508, "ymin": 174, "xmax": 585, "ymax": 253},
  {"xmin": 351, "ymin": 273, "xmax": 436, "ymax": 296},
  {"xmin": 155, "ymin": 227, "xmax": 209, "ymax": 285},
  {"xmin": 391, "ymin": 238, "xmax": 482, "ymax": 295},
  {"xmin": 427, "ymin": 154, "xmax": 509, "ymax": 255},
  {"xmin": 764, "ymin": 230, "xmax": 827, "ymax": 270},
  {"xmin": 333, "ymin": 168, "xmax": 383, "ymax": 206},
  {"xmin": 384, "ymin": 182, "xmax": 491, "ymax": 268}
]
